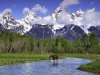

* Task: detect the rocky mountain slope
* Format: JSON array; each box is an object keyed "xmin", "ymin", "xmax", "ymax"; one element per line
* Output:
[{"xmin": 0, "ymin": 7, "xmax": 100, "ymax": 40}]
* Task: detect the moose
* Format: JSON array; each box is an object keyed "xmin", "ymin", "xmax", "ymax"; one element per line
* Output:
[{"xmin": 49, "ymin": 53, "xmax": 59, "ymax": 65}]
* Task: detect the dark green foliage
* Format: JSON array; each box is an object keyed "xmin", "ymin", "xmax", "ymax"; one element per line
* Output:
[
  {"xmin": 81, "ymin": 34, "xmax": 90, "ymax": 53},
  {"xmin": 0, "ymin": 31, "xmax": 34, "ymax": 53},
  {"xmin": 0, "ymin": 31, "xmax": 100, "ymax": 54}
]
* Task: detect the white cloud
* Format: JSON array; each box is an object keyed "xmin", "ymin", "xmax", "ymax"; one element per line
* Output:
[
  {"xmin": 33, "ymin": 16, "xmax": 54, "ymax": 25},
  {"xmin": 56, "ymin": 8, "xmax": 100, "ymax": 29},
  {"xmin": 23, "ymin": 4, "xmax": 48, "ymax": 15},
  {"xmin": 56, "ymin": 11, "xmax": 73, "ymax": 24},
  {"xmin": 32, "ymin": 4, "xmax": 48, "ymax": 14},
  {"xmin": 82, "ymin": 11, "xmax": 100, "ymax": 28},
  {"xmin": 23, "ymin": 7, "xmax": 30, "ymax": 14},
  {"xmin": 60, "ymin": 0, "xmax": 79, "ymax": 10},
  {"xmin": 82, "ymin": 11, "xmax": 100, "ymax": 34},
  {"xmin": 43, "ymin": 16, "xmax": 55, "ymax": 24}
]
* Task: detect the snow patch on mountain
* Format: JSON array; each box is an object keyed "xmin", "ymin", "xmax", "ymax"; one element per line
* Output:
[
  {"xmin": 18, "ymin": 10, "xmax": 41, "ymax": 33},
  {"xmin": 33, "ymin": 7, "xmax": 100, "ymax": 34},
  {"xmin": 0, "ymin": 5, "xmax": 100, "ymax": 35},
  {"xmin": 80, "ymin": 8, "xmax": 100, "ymax": 34},
  {"xmin": 0, "ymin": 9, "xmax": 21, "ymax": 29},
  {"xmin": 57, "ymin": 8, "xmax": 100, "ymax": 34}
]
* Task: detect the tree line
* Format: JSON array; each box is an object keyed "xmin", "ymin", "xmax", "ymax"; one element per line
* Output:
[{"xmin": 0, "ymin": 30, "xmax": 100, "ymax": 54}]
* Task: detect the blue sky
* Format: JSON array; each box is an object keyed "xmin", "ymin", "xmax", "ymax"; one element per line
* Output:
[{"xmin": 0, "ymin": 0, "xmax": 100, "ymax": 19}]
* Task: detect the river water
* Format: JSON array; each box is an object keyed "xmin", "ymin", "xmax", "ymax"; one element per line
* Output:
[{"xmin": 0, "ymin": 58, "xmax": 99, "ymax": 75}]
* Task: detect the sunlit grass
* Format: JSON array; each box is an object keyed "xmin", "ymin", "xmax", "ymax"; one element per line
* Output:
[
  {"xmin": 78, "ymin": 60, "xmax": 100, "ymax": 73},
  {"xmin": 0, "ymin": 54, "xmax": 49, "ymax": 65}
]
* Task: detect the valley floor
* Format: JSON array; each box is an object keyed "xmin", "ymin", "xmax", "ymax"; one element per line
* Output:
[{"xmin": 0, "ymin": 54, "xmax": 100, "ymax": 73}]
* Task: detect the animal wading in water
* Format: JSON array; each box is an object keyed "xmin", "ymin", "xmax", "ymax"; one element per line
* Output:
[{"xmin": 49, "ymin": 54, "xmax": 59, "ymax": 64}]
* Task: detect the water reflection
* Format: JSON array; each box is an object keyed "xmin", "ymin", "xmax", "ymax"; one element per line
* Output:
[
  {"xmin": 51, "ymin": 62, "xmax": 59, "ymax": 66},
  {"xmin": 0, "ymin": 58, "xmax": 99, "ymax": 75}
]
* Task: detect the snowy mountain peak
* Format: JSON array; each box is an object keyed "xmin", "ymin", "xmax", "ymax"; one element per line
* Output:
[
  {"xmin": 87, "ymin": 8, "xmax": 95, "ymax": 13},
  {"xmin": 18, "ymin": 10, "xmax": 41, "ymax": 33},
  {"xmin": 74, "ymin": 8, "xmax": 96, "ymax": 34},
  {"xmin": 54, "ymin": 6, "xmax": 62, "ymax": 13},
  {"xmin": 0, "ymin": 7, "xmax": 99, "ymax": 36},
  {"xmin": 24, "ymin": 10, "xmax": 38, "ymax": 20},
  {"xmin": 2, "ymin": 9, "xmax": 15, "ymax": 22},
  {"xmin": 2, "ymin": 8, "xmax": 12, "ymax": 16},
  {"xmin": 76, "ymin": 9, "xmax": 84, "ymax": 16},
  {"xmin": 0, "ymin": 9, "xmax": 18, "ymax": 29},
  {"xmin": 50, "ymin": 7, "xmax": 62, "ymax": 20},
  {"xmin": 72, "ymin": 9, "xmax": 84, "ymax": 19}
]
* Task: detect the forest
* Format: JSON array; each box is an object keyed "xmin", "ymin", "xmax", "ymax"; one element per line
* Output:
[{"xmin": 0, "ymin": 30, "xmax": 100, "ymax": 54}]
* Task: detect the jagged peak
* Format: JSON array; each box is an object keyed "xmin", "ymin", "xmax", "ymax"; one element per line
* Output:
[
  {"xmin": 76, "ymin": 9, "xmax": 84, "ymax": 14},
  {"xmin": 26, "ymin": 10, "xmax": 36, "ymax": 15},
  {"xmin": 54, "ymin": 6, "xmax": 62, "ymax": 13},
  {"xmin": 72, "ymin": 9, "xmax": 84, "ymax": 18},
  {"xmin": 24, "ymin": 10, "xmax": 38, "ymax": 18},
  {"xmin": 87, "ymin": 8, "xmax": 95, "ymax": 13},
  {"xmin": 0, "ymin": 8, "xmax": 15, "ymax": 22},
  {"xmin": 2, "ymin": 8, "xmax": 12, "ymax": 15},
  {"xmin": 0, "ymin": 6, "xmax": 98, "ymax": 35}
]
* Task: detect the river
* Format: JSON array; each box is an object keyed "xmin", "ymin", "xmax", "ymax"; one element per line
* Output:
[{"xmin": 0, "ymin": 58, "xmax": 99, "ymax": 75}]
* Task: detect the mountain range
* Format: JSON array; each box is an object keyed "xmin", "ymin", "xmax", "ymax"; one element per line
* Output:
[{"xmin": 0, "ymin": 6, "xmax": 100, "ymax": 40}]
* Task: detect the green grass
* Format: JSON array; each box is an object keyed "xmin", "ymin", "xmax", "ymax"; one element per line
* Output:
[
  {"xmin": 78, "ymin": 60, "xmax": 100, "ymax": 73},
  {"xmin": 0, "ymin": 54, "xmax": 49, "ymax": 60},
  {"xmin": 0, "ymin": 54, "xmax": 49, "ymax": 65}
]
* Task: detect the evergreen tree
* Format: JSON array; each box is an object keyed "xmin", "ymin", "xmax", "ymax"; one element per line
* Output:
[{"xmin": 81, "ymin": 34, "xmax": 90, "ymax": 54}]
